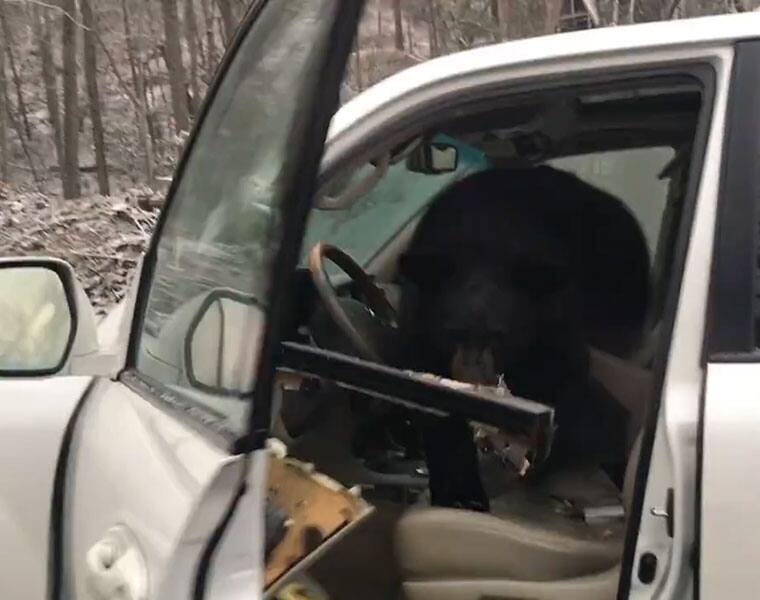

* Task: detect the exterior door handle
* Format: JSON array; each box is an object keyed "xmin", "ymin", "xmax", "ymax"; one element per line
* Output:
[{"xmin": 85, "ymin": 525, "xmax": 148, "ymax": 600}]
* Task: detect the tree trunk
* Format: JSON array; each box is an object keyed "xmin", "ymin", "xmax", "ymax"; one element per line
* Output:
[
  {"xmin": 490, "ymin": 0, "xmax": 500, "ymax": 20},
  {"xmin": 61, "ymin": 0, "xmax": 81, "ymax": 199},
  {"xmin": 81, "ymin": 0, "xmax": 110, "ymax": 196},
  {"xmin": 662, "ymin": 0, "xmax": 684, "ymax": 19},
  {"xmin": 544, "ymin": 0, "xmax": 564, "ymax": 34},
  {"xmin": 0, "ymin": 41, "xmax": 7, "ymax": 182},
  {"xmin": 354, "ymin": 32, "xmax": 363, "ymax": 92},
  {"xmin": 0, "ymin": 4, "xmax": 32, "ymax": 141},
  {"xmin": 122, "ymin": 0, "xmax": 155, "ymax": 185},
  {"xmin": 632, "ymin": 0, "xmax": 665, "ymax": 22},
  {"xmin": 201, "ymin": 0, "xmax": 218, "ymax": 77},
  {"xmin": 3, "ymin": 87, "xmax": 40, "ymax": 187},
  {"xmin": 33, "ymin": 6, "xmax": 64, "ymax": 173},
  {"xmin": 160, "ymin": 0, "xmax": 191, "ymax": 135},
  {"xmin": 498, "ymin": 0, "xmax": 520, "ymax": 39},
  {"xmin": 185, "ymin": 0, "xmax": 201, "ymax": 118},
  {"xmin": 490, "ymin": 0, "xmax": 502, "ymax": 39},
  {"xmin": 195, "ymin": 3, "xmax": 207, "ymax": 77},
  {"xmin": 393, "ymin": 0, "xmax": 404, "ymax": 51},
  {"xmin": 216, "ymin": 0, "xmax": 236, "ymax": 44},
  {"xmin": 122, "ymin": 0, "xmax": 140, "ymax": 102},
  {"xmin": 426, "ymin": 0, "xmax": 439, "ymax": 56}
]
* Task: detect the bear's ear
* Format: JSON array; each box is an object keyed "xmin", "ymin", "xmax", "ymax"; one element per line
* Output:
[{"xmin": 398, "ymin": 252, "xmax": 450, "ymax": 289}]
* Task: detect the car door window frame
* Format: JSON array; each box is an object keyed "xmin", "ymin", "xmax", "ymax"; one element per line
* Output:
[
  {"xmin": 705, "ymin": 41, "xmax": 760, "ymax": 359},
  {"xmin": 117, "ymin": 0, "xmax": 366, "ymax": 455},
  {"xmin": 125, "ymin": 0, "xmax": 266, "ymax": 372},
  {"xmin": 306, "ymin": 61, "xmax": 718, "ymax": 599}
]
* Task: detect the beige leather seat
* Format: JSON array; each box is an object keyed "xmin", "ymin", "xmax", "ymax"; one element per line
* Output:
[{"xmin": 395, "ymin": 434, "xmax": 642, "ymax": 600}]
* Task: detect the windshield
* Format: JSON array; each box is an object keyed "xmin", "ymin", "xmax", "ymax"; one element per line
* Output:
[{"xmin": 301, "ymin": 135, "xmax": 490, "ymax": 267}]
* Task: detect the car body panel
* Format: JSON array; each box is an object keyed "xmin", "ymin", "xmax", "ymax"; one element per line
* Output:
[
  {"xmin": 701, "ymin": 363, "xmax": 760, "ymax": 599},
  {"xmin": 627, "ymin": 47, "xmax": 731, "ymax": 600},
  {"xmin": 0, "ymin": 377, "xmax": 90, "ymax": 600},
  {"xmin": 327, "ymin": 13, "xmax": 760, "ymax": 142},
  {"xmin": 64, "ymin": 376, "xmax": 238, "ymax": 599}
]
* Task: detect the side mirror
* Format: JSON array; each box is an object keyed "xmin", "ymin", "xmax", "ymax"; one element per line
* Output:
[
  {"xmin": 184, "ymin": 289, "xmax": 265, "ymax": 395},
  {"xmin": 406, "ymin": 142, "xmax": 458, "ymax": 174},
  {"xmin": 0, "ymin": 258, "xmax": 101, "ymax": 375}
]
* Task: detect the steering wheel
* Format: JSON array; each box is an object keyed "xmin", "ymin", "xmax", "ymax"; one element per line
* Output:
[{"xmin": 308, "ymin": 242, "xmax": 398, "ymax": 363}]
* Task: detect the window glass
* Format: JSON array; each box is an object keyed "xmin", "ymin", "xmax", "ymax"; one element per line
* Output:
[
  {"xmin": 302, "ymin": 136, "xmax": 490, "ymax": 268},
  {"xmin": 550, "ymin": 146, "xmax": 675, "ymax": 262},
  {"xmin": 305, "ymin": 144, "xmax": 673, "ymax": 274},
  {"xmin": 135, "ymin": 0, "xmax": 340, "ymax": 435}
]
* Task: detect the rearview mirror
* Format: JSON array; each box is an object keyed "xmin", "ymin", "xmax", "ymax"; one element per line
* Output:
[
  {"xmin": 0, "ymin": 260, "xmax": 75, "ymax": 374},
  {"xmin": 406, "ymin": 142, "xmax": 458, "ymax": 174}
]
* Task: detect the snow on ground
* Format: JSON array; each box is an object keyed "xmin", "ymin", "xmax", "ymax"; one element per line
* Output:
[{"xmin": 0, "ymin": 183, "xmax": 161, "ymax": 315}]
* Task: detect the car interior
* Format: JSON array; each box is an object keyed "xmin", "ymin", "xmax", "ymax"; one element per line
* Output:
[{"xmin": 179, "ymin": 77, "xmax": 704, "ymax": 600}]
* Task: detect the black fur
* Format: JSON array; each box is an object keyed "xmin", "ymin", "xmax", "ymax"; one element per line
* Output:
[{"xmin": 399, "ymin": 166, "xmax": 648, "ymax": 507}]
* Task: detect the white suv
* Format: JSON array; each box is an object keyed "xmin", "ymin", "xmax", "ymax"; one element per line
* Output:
[{"xmin": 1, "ymin": 4, "xmax": 758, "ymax": 600}]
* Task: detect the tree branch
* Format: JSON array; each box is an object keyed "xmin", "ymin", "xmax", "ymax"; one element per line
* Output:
[{"xmin": 5, "ymin": 0, "xmax": 89, "ymax": 30}]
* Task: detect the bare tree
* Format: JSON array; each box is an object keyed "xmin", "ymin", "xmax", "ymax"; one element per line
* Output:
[
  {"xmin": 216, "ymin": 0, "xmax": 236, "ymax": 43},
  {"xmin": 160, "ymin": 0, "xmax": 191, "ymax": 135},
  {"xmin": 545, "ymin": 0, "xmax": 564, "ymax": 34},
  {"xmin": 393, "ymin": 0, "xmax": 404, "ymax": 51},
  {"xmin": 663, "ymin": 0, "xmax": 685, "ymax": 19},
  {"xmin": 426, "ymin": 0, "xmax": 439, "ymax": 56},
  {"xmin": 0, "ymin": 41, "xmax": 7, "ymax": 183},
  {"xmin": 33, "ymin": 6, "xmax": 64, "ymax": 174},
  {"xmin": 0, "ymin": 4, "xmax": 32, "ymax": 141},
  {"xmin": 201, "ymin": 0, "xmax": 218, "ymax": 77},
  {"xmin": 121, "ymin": 0, "xmax": 155, "ymax": 185},
  {"xmin": 61, "ymin": 0, "xmax": 81, "ymax": 198},
  {"xmin": 121, "ymin": 0, "xmax": 140, "ymax": 104},
  {"xmin": 489, "ymin": 0, "xmax": 502, "ymax": 39},
  {"xmin": 185, "ymin": 0, "xmax": 201, "ymax": 117},
  {"xmin": 3, "ymin": 89, "xmax": 40, "ymax": 187},
  {"xmin": 354, "ymin": 32, "xmax": 364, "ymax": 92},
  {"xmin": 498, "ymin": 0, "xmax": 522, "ymax": 39},
  {"xmin": 81, "ymin": 0, "xmax": 110, "ymax": 195}
]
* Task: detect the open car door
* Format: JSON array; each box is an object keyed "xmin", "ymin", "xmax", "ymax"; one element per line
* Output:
[{"xmin": 0, "ymin": 1, "xmax": 365, "ymax": 599}]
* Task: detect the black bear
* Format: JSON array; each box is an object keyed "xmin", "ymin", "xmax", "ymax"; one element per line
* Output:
[{"xmin": 398, "ymin": 166, "xmax": 648, "ymax": 509}]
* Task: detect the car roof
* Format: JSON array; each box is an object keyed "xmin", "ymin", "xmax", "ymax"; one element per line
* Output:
[{"xmin": 328, "ymin": 13, "xmax": 760, "ymax": 140}]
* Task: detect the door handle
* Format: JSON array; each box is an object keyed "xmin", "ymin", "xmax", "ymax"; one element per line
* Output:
[{"xmin": 85, "ymin": 525, "xmax": 148, "ymax": 600}]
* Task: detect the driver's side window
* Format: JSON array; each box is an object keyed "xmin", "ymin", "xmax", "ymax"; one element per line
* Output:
[{"xmin": 133, "ymin": 0, "xmax": 340, "ymax": 436}]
